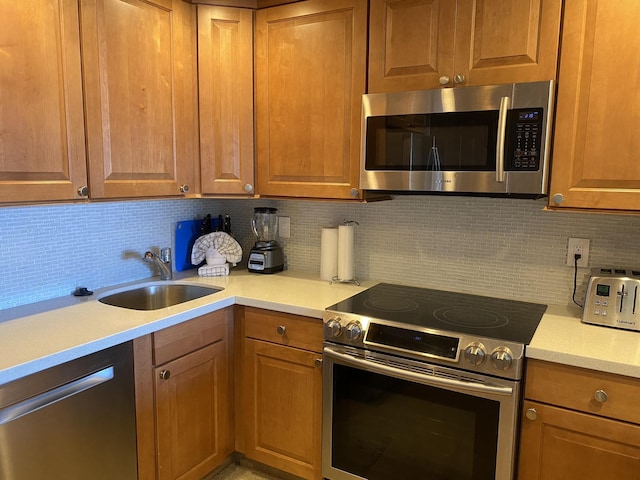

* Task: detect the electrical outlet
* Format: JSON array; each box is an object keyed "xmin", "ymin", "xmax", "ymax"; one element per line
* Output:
[
  {"xmin": 566, "ymin": 238, "xmax": 590, "ymax": 267},
  {"xmin": 278, "ymin": 216, "xmax": 291, "ymax": 238}
]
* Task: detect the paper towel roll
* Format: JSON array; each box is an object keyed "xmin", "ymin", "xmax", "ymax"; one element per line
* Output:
[
  {"xmin": 338, "ymin": 224, "xmax": 355, "ymax": 281},
  {"xmin": 320, "ymin": 227, "xmax": 338, "ymax": 281}
]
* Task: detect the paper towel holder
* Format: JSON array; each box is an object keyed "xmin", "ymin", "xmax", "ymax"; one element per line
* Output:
[{"xmin": 330, "ymin": 220, "xmax": 360, "ymax": 286}]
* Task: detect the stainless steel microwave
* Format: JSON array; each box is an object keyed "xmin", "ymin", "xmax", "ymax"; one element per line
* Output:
[{"xmin": 360, "ymin": 81, "xmax": 555, "ymax": 197}]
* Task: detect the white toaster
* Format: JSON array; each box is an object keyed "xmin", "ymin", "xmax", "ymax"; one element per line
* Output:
[{"xmin": 582, "ymin": 268, "xmax": 640, "ymax": 331}]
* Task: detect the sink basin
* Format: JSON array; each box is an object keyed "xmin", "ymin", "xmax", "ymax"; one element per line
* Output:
[{"xmin": 99, "ymin": 284, "xmax": 223, "ymax": 310}]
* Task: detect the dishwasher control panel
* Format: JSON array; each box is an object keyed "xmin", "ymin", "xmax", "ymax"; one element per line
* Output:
[{"xmin": 582, "ymin": 268, "xmax": 640, "ymax": 331}]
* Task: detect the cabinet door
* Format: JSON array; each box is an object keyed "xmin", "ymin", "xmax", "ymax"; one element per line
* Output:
[
  {"xmin": 368, "ymin": 0, "xmax": 561, "ymax": 92},
  {"xmin": 518, "ymin": 400, "xmax": 640, "ymax": 480},
  {"xmin": 80, "ymin": 0, "xmax": 198, "ymax": 199},
  {"xmin": 0, "ymin": 0, "xmax": 87, "ymax": 203},
  {"xmin": 255, "ymin": 0, "xmax": 367, "ymax": 199},
  {"xmin": 368, "ymin": 0, "xmax": 457, "ymax": 93},
  {"xmin": 198, "ymin": 6, "xmax": 255, "ymax": 195},
  {"xmin": 549, "ymin": 0, "xmax": 640, "ymax": 211},
  {"xmin": 454, "ymin": 0, "xmax": 562, "ymax": 87},
  {"xmin": 155, "ymin": 339, "xmax": 232, "ymax": 480},
  {"xmin": 242, "ymin": 339, "xmax": 323, "ymax": 480}
]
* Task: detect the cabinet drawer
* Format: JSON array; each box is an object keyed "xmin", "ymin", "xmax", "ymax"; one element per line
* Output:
[
  {"xmin": 525, "ymin": 359, "xmax": 640, "ymax": 425},
  {"xmin": 243, "ymin": 307, "xmax": 323, "ymax": 353},
  {"xmin": 153, "ymin": 308, "xmax": 230, "ymax": 365}
]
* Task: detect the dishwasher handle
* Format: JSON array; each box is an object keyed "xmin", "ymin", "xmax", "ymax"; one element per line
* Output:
[{"xmin": 0, "ymin": 366, "xmax": 114, "ymax": 426}]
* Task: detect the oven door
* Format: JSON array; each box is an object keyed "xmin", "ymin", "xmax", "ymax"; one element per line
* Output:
[{"xmin": 322, "ymin": 345, "xmax": 520, "ymax": 480}]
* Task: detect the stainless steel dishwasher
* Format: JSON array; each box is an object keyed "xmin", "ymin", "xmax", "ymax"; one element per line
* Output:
[{"xmin": 0, "ymin": 341, "xmax": 138, "ymax": 479}]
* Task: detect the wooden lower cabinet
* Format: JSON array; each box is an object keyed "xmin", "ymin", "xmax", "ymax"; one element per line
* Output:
[
  {"xmin": 518, "ymin": 360, "xmax": 640, "ymax": 480},
  {"xmin": 135, "ymin": 306, "xmax": 324, "ymax": 480},
  {"xmin": 134, "ymin": 309, "xmax": 234, "ymax": 480},
  {"xmin": 518, "ymin": 400, "xmax": 640, "ymax": 480},
  {"xmin": 239, "ymin": 307, "xmax": 324, "ymax": 480}
]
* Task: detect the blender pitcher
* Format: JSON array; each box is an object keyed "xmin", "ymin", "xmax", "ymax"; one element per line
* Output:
[{"xmin": 251, "ymin": 207, "xmax": 278, "ymax": 245}]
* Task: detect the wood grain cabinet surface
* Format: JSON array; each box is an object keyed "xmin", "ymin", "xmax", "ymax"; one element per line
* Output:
[
  {"xmin": 368, "ymin": 0, "xmax": 562, "ymax": 93},
  {"xmin": 238, "ymin": 307, "xmax": 324, "ymax": 480},
  {"xmin": 254, "ymin": 0, "xmax": 367, "ymax": 200},
  {"xmin": 548, "ymin": 0, "xmax": 640, "ymax": 211},
  {"xmin": 0, "ymin": 0, "xmax": 88, "ymax": 203},
  {"xmin": 0, "ymin": 0, "xmax": 198, "ymax": 203},
  {"xmin": 518, "ymin": 359, "xmax": 640, "ymax": 480},
  {"xmin": 197, "ymin": 5, "xmax": 255, "ymax": 196},
  {"xmin": 80, "ymin": 0, "xmax": 198, "ymax": 199},
  {"xmin": 134, "ymin": 309, "xmax": 234, "ymax": 480}
]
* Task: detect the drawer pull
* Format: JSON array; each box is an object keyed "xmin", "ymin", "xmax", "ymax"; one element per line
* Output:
[
  {"xmin": 277, "ymin": 325, "xmax": 286, "ymax": 335},
  {"xmin": 315, "ymin": 358, "xmax": 323, "ymax": 368},
  {"xmin": 594, "ymin": 389, "xmax": 608, "ymax": 403},
  {"xmin": 525, "ymin": 408, "xmax": 538, "ymax": 421}
]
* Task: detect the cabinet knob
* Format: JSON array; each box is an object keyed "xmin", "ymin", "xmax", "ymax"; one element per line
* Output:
[
  {"xmin": 525, "ymin": 408, "xmax": 538, "ymax": 421},
  {"xmin": 350, "ymin": 188, "xmax": 359, "ymax": 198},
  {"xmin": 77, "ymin": 185, "xmax": 89, "ymax": 197},
  {"xmin": 159, "ymin": 370, "xmax": 171, "ymax": 380},
  {"xmin": 453, "ymin": 73, "xmax": 466, "ymax": 85},
  {"xmin": 594, "ymin": 389, "xmax": 608, "ymax": 403},
  {"xmin": 439, "ymin": 75, "xmax": 450, "ymax": 86},
  {"xmin": 315, "ymin": 358, "xmax": 323, "ymax": 368},
  {"xmin": 244, "ymin": 183, "xmax": 253, "ymax": 193},
  {"xmin": 180, "ymin": 184, "xmax": 190, "ymax": 193},
  {"xmin": 552, "ymin": 193, "xmax": 564, "ymax": 205},
  {"xmin": 277, "ymin": 325, "xmax": 286, "ymax": 335}
]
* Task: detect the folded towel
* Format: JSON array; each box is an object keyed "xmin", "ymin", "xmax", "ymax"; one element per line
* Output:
[
  {"xmin": 197, "ymin": 264, "xmax": 230, "ymax": 277},
  {"xmin": 205, "ymin": 247, "xmax": 227, "ymax": 265},
  {"xmin": 191, "ymin": 232, "xmax": 242, "ymax": 266}
]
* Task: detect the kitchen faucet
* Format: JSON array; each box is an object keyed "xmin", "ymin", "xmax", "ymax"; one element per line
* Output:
[{"xmin": 143, "ymin": 248, "xmax": 173, "ymax": 280}]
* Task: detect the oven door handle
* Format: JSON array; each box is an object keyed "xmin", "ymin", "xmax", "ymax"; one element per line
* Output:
[{"xmin": 324, "ymin": 347, "xmax": 514, "ymax": 397}]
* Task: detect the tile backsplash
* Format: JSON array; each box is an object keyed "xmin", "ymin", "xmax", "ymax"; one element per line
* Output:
[{"xmin": 1, "ymin": 195, "xmax": 639, "ymax": 312}]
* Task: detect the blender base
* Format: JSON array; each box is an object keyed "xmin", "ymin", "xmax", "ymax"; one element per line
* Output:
[{"xmin": 247, "ymin": 245, "xmax": 284, "ymax": 274}]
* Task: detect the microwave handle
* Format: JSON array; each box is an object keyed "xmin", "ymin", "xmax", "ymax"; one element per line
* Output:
[{"xmin": 496, "ymin": 96, "xmax": 511, "ymax": 183}]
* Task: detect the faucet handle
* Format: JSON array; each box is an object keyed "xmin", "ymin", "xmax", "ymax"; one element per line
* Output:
[{"xmin": 160, "ymin": 247, "xmax": 171, "ymax": 263}]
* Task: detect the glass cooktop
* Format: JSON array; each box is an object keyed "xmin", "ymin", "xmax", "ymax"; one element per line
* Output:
[{"xmin": 327, "ymin": 283, "xmax": 547, "ymax": 344}]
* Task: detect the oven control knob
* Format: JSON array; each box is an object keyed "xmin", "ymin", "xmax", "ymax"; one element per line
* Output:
[
  {"xmin": 463, "ymin": 343, "xmax": 486, "ymax": 366},
  {"xmin": 490, "ymin": 347, "xmax": 513, "ymax": 371},
  {"xmin": 345, "ymin": 321, "xmax": 363, "ymax": 342},
  {"xmin": 325, "ymin": 318, "xmax": 343, "ymax": 338}
]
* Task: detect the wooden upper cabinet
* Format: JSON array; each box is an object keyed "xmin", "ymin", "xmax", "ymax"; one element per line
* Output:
[
  {"xmin": 254, "ymin": 0, "xmax": 367, "ymax": 199},
  {"xmin": 79, "ymin": 0, "xmax": 198, "ymax": 199},
  {"xmin": 198, "ymin": 6, "xmax": 255, "ymax": 195},
  {"xmin": 0, "ymin": 0, "xmax": 88, "ymax": 203},
  {"xmin": 368, "ymin": 0, "xmax": 562, "ymax": 93},
  {"xmin": 549, "ymin": 0, "xmax": 640, "ymax": 211}
]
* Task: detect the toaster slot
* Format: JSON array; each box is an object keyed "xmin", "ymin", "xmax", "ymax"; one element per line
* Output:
[
  {"xmin": 619, "ymin": 284, "xmax": 626, "ymax": 313},
  {"xmin": 634, "ymin": 286, "xmax": 638, "ymax": 315}
]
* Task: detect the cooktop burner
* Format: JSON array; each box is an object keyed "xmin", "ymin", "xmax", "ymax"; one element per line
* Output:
[{"xmin": 327, "ymin": 283, "xmax": 547, "ymax": 344}]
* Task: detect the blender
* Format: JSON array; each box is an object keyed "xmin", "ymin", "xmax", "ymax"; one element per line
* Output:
[{"xmin": 248, "ymin": 207, "xmax": 284, "ymax": 273}]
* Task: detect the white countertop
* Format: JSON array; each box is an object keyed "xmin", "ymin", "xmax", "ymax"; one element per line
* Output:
[
  {"xmin": 0, "ymin": 270, "xmax": 373, "ymax": 385},
  {"xmin": 3, "ymin": 271, "xmax": 640, "ymax": 386},
  {"xmin": 528, "ymin": 304, "xmax": 640, "ymax": 378}
]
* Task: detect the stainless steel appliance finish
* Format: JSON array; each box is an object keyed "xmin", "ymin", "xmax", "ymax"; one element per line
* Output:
[
  {"xmin": 248, "ymin": 207, "xmax": 284, "ymax": 274},
  {"xmin": 322, "ymin": 283, "xmax": 547, "ymax": 480},
  {"xmin": 0, "ymin": 342, "xmax": 138, "ymax": 479},
  {"xmin": 582, "ymin": 268, "xmax": 640, "ymax": 331},
  {"xmin": 360, "ymin": 81, "xmax": 555, "ymax": 196}
]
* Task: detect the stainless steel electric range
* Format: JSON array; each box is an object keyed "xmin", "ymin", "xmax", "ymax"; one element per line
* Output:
[{"xmin": 322, "ymin": 283, "xmax": 547, "ymax": 480}]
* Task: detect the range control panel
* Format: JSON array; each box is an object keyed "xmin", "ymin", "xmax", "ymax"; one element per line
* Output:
[
  {"xmin": 506, "ymin": 108, "xmax": 544, "ymax": 171},
  {"xmin": 582, "ymin": 268, "xmax": 640, "ymax": 331}
]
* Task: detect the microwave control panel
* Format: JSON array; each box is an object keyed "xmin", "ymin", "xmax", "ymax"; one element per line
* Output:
[{"xmin": 506, "ymin": 108, "xmax": 543, "ymax": 171}]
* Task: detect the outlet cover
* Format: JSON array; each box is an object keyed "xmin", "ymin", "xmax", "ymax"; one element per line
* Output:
[
  {"xmin": 566, "ymin": 237, "xmax": 590, "ymax": 267},
  {"xmin": 278, "ymin": 216, "xmax": 291, "ymax": 238}
]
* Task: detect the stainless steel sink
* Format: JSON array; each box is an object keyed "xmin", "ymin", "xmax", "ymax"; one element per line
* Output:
[{"xmin": 98, "ymin": 284, "xmax": 223, "ymax": 310}]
